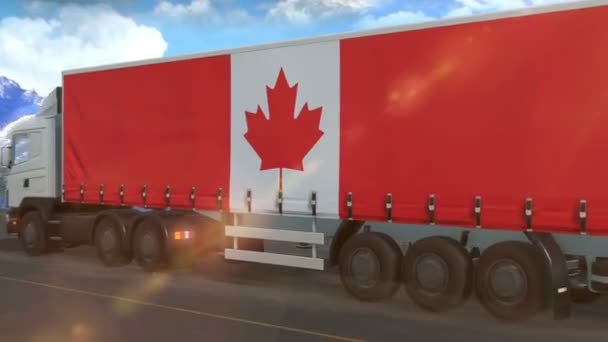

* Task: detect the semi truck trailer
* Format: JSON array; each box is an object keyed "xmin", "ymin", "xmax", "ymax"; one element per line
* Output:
[{"xmin": 3, "ymin": 0, "xmax": 608, "ymax": 322}]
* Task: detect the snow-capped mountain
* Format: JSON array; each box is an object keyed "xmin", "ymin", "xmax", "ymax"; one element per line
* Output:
[{"xmin": 0, "ymin": 76, "xmax": 43, "ymax": 127}]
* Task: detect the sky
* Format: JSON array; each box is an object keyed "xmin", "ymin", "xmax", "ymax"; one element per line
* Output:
[{"xmin": 0, "ymin": 0, "xmax": 587, "ymax": 96}]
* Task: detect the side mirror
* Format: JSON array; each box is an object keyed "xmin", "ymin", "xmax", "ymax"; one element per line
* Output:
[{"xmin": 0, "ymin": 146, "xmax": 12, "ymax": 169}]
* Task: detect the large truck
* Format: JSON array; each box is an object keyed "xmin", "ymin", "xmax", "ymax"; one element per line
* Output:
[{"xmin": 3, "ymin": 0, "xmax": 608, "ymax": 322}]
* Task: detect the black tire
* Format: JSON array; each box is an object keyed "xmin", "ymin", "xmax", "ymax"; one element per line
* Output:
[
  {"xmin": 95, "ymin": 218, "xmax": 131, "ymax": 267},
  {"xmin": 402, "ymin": 236, "xmax": 473, "ymax": 312},
  {"xmin": 133, "ymin": 221, "xmax": 168, "ymax": 272},
  {"xmin": 475, "ymin": 241, "xmax": 548, "ymax": 321},
  {"xmin": 339, "ymin": 232, "xmax": 402, "ymax": 302},
  {"xmin": 570, "ymin": 288, "xmax": 600, "ymax": 303},
  {"xmin": 20, "ymin": 211, "xmax": 47, "ymax": 256}
]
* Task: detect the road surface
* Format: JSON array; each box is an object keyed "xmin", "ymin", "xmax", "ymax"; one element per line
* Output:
[{"xmin": 0, "ymin": 236, "xmax": 607, "ymax": 342}]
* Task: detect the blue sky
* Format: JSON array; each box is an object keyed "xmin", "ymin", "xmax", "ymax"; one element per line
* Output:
[{"xmin": 0, "ymin": 0, "xmax": 583, "ymax": 94}]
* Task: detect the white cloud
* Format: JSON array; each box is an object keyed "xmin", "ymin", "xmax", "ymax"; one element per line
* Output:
[
  {"xmin": 152, "ymin": 0, "xmax": 253, "ymax": 25},
  {"xmin": 452, "ymin": 0, "xmax": 529, "ymax": 12},
  {"xmin": 0, "ymin": 4, "xmax": 168, "ymax": 96},
  {"xmin": 154, "ymin": 0, "xmax": 380, "ymax": 24},
  {"xmin": 357, "ymin": 0, "xmax": 586, "ymax": 28},
  {"xmin": 448, "ymin": 0, "xmax": 585, "ymax": 16},
  {"xmin": 154, "ymin": 0, "xmax": 212, "ymax": 17},
  {"xmin": 268, "ymin": 0, "xmax": 382, "ymax": 23},
  {"xmin": 356, "ymin": 10, "xmax": 435, "ymax": 29},
  {"xmin": 444, "ymin": 6, "xmax": 474, "ymax": 18}
]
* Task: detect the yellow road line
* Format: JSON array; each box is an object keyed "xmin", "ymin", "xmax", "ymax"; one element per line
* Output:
[{"xmin": 0, "ymin": 275, "xmax": 364, "ymax": 342}]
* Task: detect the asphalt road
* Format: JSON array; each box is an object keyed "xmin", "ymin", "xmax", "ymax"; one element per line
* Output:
[{"xmin": 0, "ymin": 237, "xmax": 607, "ymax": 342}]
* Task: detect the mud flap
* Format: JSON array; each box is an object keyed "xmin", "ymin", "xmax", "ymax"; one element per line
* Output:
[{"xmin": 525, "ymin": 232, "xmax": 571, "ymax": 320}]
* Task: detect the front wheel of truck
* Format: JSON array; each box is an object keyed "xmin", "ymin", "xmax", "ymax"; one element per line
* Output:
[{"xmin": 20, "ymin": 211, "xmax": 48, "ymax": 256}]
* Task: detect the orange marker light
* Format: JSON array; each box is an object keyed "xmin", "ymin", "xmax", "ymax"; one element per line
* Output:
[{"xmin": 173, "ymin": 230, "xmax": 193, "ymax": 240}]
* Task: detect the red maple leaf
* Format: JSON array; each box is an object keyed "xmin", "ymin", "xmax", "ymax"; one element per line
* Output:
[{"xmin": 244, "ymin": 68, "xmax": 324, "ymax": 188}]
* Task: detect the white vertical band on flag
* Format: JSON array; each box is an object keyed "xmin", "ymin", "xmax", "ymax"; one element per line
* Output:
[{"xmin": 229, "ymin": 41, "xmax": 340, "ymax": 216}]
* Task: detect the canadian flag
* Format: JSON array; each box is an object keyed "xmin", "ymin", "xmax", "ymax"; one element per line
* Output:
[
  {"xmin": 63, "ymin": 6, "xmax": 608, "ymax": 235},
  {"xmin": 229, "ymin": 41, "xmax": 340, "ymax": 216}
]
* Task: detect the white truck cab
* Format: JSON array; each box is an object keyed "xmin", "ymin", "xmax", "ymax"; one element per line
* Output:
[{"xmin": 1, "ymin": 88, "xmax": 62, "ymax": 208}]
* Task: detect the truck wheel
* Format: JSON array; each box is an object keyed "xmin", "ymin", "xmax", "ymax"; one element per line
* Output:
[
  {"xmin": 133, "ymin": 221, "xmax": 168, "ymax": 272},
  {"xmin": 339, "ymin": 232, "xmax": 401, "ymax": 301},
  {"xmin": 475, "ymin": 241, "xmax": 548, "ymax": 321},
  {"xmin": 402, "ymin": 236, "xmax": 473, "ymax": 312},
  {"xmin": 20, "ymin": 211, "xmax": 47, "ymax": 256},
  {"xmin": 95, "ymin": 218, "xmax": 131, "ymax": 267}
]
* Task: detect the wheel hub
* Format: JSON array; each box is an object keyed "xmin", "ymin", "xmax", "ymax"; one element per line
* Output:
[
  {"xmin": 23, "ymin": 223, "xmax": 37, "ymax": 247},
  {"xmin": 141, "ymin": 232, "xmax": 159, "ymax": 260},
  {"xmin": 488, "ymin": 259, "xmax": 528, "ymax": 304},
  {"xmin": 100, "ymin": 229, "xmax": 116, "ymax": 253},
  {"xmin": 415, "ymin": 253, "xmax": 449, "ymax": 294},
  {"xmin": 350, "ymin": 247, "xmax": 380, "ymax": 288}
]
